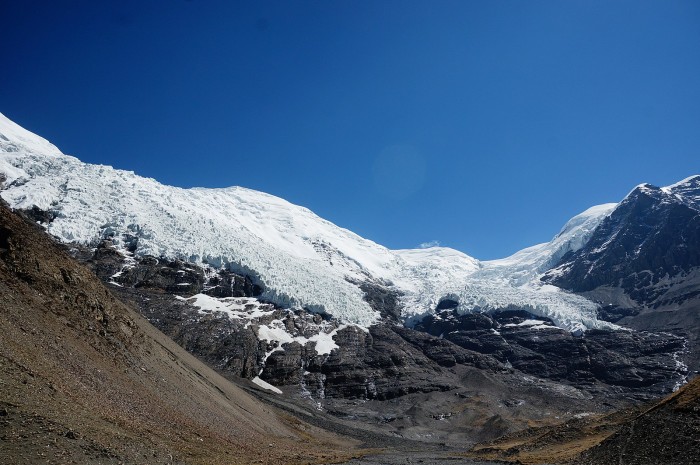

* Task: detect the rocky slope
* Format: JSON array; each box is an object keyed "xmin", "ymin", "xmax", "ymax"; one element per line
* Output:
[
  {"xmin": 0, "ymin": 201, "xmax": 355, "ymax": 465},
  {"xmin": 543, "ymin": 177, "xmax": 700, "ymax": 372},
  {"xmin": 573, "ymin": 374, "xmax": 700, "ymax": 465},
  {"xmin": 0, "ymin": 112, "xmax": 696, "ymax": 448},
  {"xmin": 464, "ymin": 374, "xmax": 700, "ymax": 465},
  {"xmin": 64, "ymin": 238, "xmax": 686, "ymax": 446}
]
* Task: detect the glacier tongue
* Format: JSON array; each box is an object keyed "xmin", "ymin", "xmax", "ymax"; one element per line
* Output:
[
  {"xmin": 393, "ymin": 203, "xmax": 617, "ymax": 333},
  {"xmin": 0, "ymin": 112, "xmax": 619, "ymax": 331}
]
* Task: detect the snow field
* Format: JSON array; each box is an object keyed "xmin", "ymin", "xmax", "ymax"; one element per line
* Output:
[{"xmin": 8, "ymin": 113, "xmax": 697, "ymax": 333}]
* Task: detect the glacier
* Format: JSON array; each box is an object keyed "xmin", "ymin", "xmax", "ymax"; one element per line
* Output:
[{"xmin": 0, "ymin": 112, "xmax": 620, "ymax": 332}]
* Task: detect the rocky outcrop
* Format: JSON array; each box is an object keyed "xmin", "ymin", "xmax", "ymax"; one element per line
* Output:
[
  {"xmin": 80, "ymin": 237, "xmax": 263, "ymax": 298},
  {"xmin": 81, "ymin": 246, "xmax": 687, "ymax": 406},
  {"xmin": 543, "ymin": 183, "xmax": 700, "ymax": 302},
  {"xmin": 573, "ymin": 375, "xmax": 700, "ymax": 465},
  {"xmin": 541, "ymin": 180, "xmax": 700, "ymax": 372},
  {"xmin": 414, "ymin": 309, "xmax": 686, "ymax": 397},
  {"xmin": 108, "ymin": 282, "xmax": 491, "ymax": 401}
]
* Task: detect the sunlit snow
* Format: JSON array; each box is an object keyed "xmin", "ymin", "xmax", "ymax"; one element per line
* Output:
[
  {"xmin": 176, "ymin": 292, "xmax": 344, "ymax": 357},
  {"xmin": 252, "ymin": 376, "xmax": 283, "ymax": 394},
  {"xmin": 0, "ymin": 112, "xmax": 662, "ymax": 333},
  {"xmin": 175, "ymin": 294, "xmax": 276, "ymax": 320}
]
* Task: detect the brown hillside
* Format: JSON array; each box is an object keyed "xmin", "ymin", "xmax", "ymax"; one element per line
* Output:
[
  {"xmin": 464, "ymin": 374, "xmax": 699, "ymax": 465},
  {"xmin": 0, "ymin": 202, "xmax": 356, "ymax": 465},
  {"xmin": 573, "ymin": 375, "xmax": 700, "ymax": 465}
]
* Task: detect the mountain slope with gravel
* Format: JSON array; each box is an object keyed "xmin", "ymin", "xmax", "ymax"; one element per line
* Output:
[
  {"xmin": 463, "ymin": 374, "xmax": 700, "ymax": 465},
  {"xmin": 0, "ymin": 200, "xmax": 355, "ymax": 465},
  {"xmin": 1, "ymin": 112, "xmax": 696, "ymax": 453}
]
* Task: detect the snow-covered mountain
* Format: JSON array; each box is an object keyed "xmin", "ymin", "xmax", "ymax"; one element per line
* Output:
[
  {"xmin": 544, "ymin": 177, "xmax": 700, "ymax": 297},
  {"xmin": 0, "ymin": 112, "xmax": 618, "ymax": 332}
]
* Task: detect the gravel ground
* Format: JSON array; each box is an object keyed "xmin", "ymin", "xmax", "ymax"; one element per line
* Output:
[{"xmin": 337, "ymin": 450, "xmax": 502, "ymax": 464}]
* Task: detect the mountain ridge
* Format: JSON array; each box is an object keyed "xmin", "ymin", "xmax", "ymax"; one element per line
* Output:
[
  {"xmin": 2, "ymin": 111, "xmax": 695, "ymax": 453},
  {"xmin": 0, "ymin": 112, "xmax": 626, "ymax": 333}
]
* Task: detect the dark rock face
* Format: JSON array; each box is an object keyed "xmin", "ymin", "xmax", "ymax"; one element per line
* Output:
[
  {"xmin": 414, "ymin": 309, "xmax": 686, "ymax": 396},
  {"xmin": 22, "ymin": 205, "xmax": 55, "ymax": 224},
  {"xmin": 148, "ymin": 294, "xmax": 265, "ymax": 378},
  {"xmin": 541, "ymin": 179, "xmax": 700, "ymax": 372},
  {"xmin": 543, "ymin": 183, "xmax": 700, "ymax": 302},
  {"xmin": 317, "ymin": 324, "xmax": 461, "ymax": 400},
  {"xmin": 73, "ymin": 240, "xmax": 689, "ymax": 405},
  {"xmin": 269, "ymin": 323, "xmax": 460, "ymax": 401},
  {"xmin": 109, "ymin": 282, "xmax": 493, "ymax": 402},
  {"xmin": 357, "ymin": 280, "xmax": 402, "ymax": 321},
  {"xmin": 206, "ymin": 271, "xmax": 262, "ymax": 298},
  {"xmin": 595, "ymin": 306, "xmax": 640, "ymax": 323},
  {"xmin": 82, "ymin": 238, "xmax": 263, "ymax": 298}
]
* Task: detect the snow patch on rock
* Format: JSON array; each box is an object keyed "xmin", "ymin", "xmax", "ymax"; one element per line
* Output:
[{"xmin": 252, "ymin": 376, "xmax": 283, "ymax": 394}]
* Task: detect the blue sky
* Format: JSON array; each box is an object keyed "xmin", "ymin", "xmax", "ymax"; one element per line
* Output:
[{"xmin": 1, "ymin": 0, "xmax": 699, "ymax": 259}]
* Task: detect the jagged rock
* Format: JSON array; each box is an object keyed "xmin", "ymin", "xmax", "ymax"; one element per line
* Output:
[
  {"xmin": 358, "ymin": 280, "xmax": 402, "ymax": 321},
  {"xmin": 542, "ymin": 180, "xmax": 700, "ymax": 372},
  {"xmin": 72, "ymin": 229, "xmax": 689, "ymax": 405},
  {"xmin": 318, "ymin": 324, "xmax": 457, "ymax": 400},
  {"xmin": 22, "ymin": 205, "xmax": 55, "ymax": 225},
  {"xmin": 414, "ymin": 308, "xmax": 685, "ymax": 397},
  {"xmin": 544, "ymin": 183, "xmax": 700, "ymax": 300},
  {"xmin": 205, "ymin": 271, "xmax": 262, "ymax": 298}
]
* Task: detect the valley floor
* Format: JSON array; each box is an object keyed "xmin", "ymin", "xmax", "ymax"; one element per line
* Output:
[{"xmin": 339, "ymin": 450, "xmax": 504, "ymax": 465}]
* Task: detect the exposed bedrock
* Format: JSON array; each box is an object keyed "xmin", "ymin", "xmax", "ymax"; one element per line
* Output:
[{"xmin": 65, "ymin": 233, "xmax": 687, "ymax": 407}]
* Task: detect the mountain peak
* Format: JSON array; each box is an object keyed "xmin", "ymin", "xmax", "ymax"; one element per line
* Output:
[
  {"xmin": 3, "ymin": 112, "xmax": 697, "ymax": 334},
  {"xmin": 662, "ymin": 174, "xmax": 700, "ymax": 191},
  {"xmin": 631, "ymin": 182, "xmax": 662, "ymax": 193},
  {"xmin": 0, "ymin": 112, "xmax": 62, "ymax": 157},
  {"xmin": 623, "ymin": 176, "xmax": 700, "ymax": 210},
  {"xmin": 0, "ymin": 112, "xmax": 616, "ymax": 333}
]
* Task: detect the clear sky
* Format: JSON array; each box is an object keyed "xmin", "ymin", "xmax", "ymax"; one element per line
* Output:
[{"xmin": 1, "ymin": 0, "xmax": 699, "ymax": 259}]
